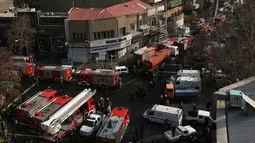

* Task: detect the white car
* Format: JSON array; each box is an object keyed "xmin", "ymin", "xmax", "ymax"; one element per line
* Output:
[
  {"xmin": 114, "ymin": 66, "xmax": 129, "ymax": 76},
  {"xmin": 164, "ymin": 125, "xmax": 196, "ymax": 142},
  {"xmin": 80, "ymin": 114, "xmax": 102, "ymax": 136}
]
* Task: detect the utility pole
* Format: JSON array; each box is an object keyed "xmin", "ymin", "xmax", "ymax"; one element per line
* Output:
[{"xmin": 213, "ymin": 0, "xmax": 219, "ymax": 19}]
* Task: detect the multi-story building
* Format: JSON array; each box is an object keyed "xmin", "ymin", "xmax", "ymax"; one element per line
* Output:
[
  {"xmin": 65, "ymin": 0, "xmax": 162, "ymax": 63},
  {"xmin": 182, "ymin": 0, "xmax": 199, "ymax": 14},
  {"xmin": 0, "ymin": 8, "xmax": 67, "ymax": 59},
  {"xmin": 166, "ymin": 0, "xmax": 185, "ymax": 35}
]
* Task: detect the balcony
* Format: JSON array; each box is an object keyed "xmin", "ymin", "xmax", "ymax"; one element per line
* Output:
[
  {"xmin": 89, "ymin": 34, "xmax": 132, "ymax": 53},
  {"xmin": 168, "ymin": 13, "xmax": 184, "ymax": 21},
  {"xmin": 148, "ymin": 0, "xmax": 162, "ymax": 4},
  {"xmin": 168, "ymin": 0, "xmax": 183, "ymax": 8}
]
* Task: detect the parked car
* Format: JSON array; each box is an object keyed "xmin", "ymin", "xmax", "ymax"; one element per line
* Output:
[
  {"xmin": 185, "ymin": 110, "xmax": 215, "ymax": 125},
  {"xmin": 80, "ymin": 113, "xmax": 103, "ymax": 136},
  {"xmin": 114, "ymin": 66, "xmax": 129, "ymax": 76},
  {"xmin": 164, "ymin": 125, "xmax": 197, "ymax": 142}
]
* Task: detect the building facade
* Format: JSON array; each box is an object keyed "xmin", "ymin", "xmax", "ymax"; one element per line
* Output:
[
  {"xmin": 166, "ymin": 0, "xmax": 185, "ymax": 35},
  {"xmin": 0, "ymin": 7, "xmax": 67, "ymax": 59},
  {"xmin": 65, "ymin": 0, "xmax": 163, "ymax": 63}
]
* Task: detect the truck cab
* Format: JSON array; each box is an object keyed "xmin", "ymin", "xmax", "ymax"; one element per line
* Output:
[{"xmin": 185, "ymin": 110, "xmax": 214, "ymax": 124}]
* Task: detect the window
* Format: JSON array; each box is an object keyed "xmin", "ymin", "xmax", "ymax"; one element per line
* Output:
[
  {"xmin": 93, "ymin": 30, "xmax": 114, "ymax": 40},
  {"xmin": 97, "ymin": 118, "xmax": 100, "ymax": 121},
  {"xmin": 121, "ymin": 69, "xmax": 127, "ymax": 71},
  {"xmin": 148, "ymin": 111, "xmax": 154, "ymax": 115},
  {"xmin": 72, "ymin": 33, "xmax": 88, "ymax": 42},
  {"xmin": 130, "ymin": 23, "xmax": 135, "ymax": 31},
  {"xmin": 120, "ymin": 27, "xmax": 126, "ymax": 36}
]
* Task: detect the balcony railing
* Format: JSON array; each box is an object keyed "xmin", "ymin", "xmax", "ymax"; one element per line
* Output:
[
  {"xmin": 183, "ymin": 3, "xmax": 199, "ymax": 10},
  {"xmin": 89, "ymin": 34, "xmax": 132, "ymax": 53}
]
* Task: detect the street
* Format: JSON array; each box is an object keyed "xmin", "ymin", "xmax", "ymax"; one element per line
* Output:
[{"xmin": 5, "ymin": 69, "xmax": 216, "ymax": 143}]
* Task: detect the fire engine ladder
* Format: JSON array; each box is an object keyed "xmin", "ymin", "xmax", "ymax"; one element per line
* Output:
[
  {"xmin": 30, "ymin": 98, "xmax": 57, "ymax": 117},
  {"xmin": 17, "ymin": 91, "xmax": 43, "ymax": 109},
  {"xmin": 42, "ymin": 89, "xmax": 96, "ymax": 131}
]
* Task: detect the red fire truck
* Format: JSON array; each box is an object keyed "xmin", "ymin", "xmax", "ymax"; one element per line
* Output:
[
  {"xmin": 142, "ymin": 49, "xmax": 172, "ymax": 72},
  {"xmin": 133, "ymin": 47, "xmax": 156, "ymax": 66},
  {"xmin": 16, "ymin": 88, "xmax": 72, "ymax": 129},
  {"xmin": 11, "ymin": 56, "xmax": 34, "ymax": 77},
  {"xmin": 41, "ymin": 88, "xmax": 96, "ymax": 143},
  {"xmin": 34, "ymin": 65, "xmax": 73, "ymax": 83},
  {"xmin": 96, "ymin": 106, "xmax": 130, "ymax": 143},
  {"xmin": 76, "ymin": 69, "xmax": 119, "ymax": 88},
  {"xmin": 175, "ymin": 36, "xmax": 195, "ymax": 51}
]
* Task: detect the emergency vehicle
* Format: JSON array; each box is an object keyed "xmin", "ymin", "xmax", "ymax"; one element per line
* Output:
[
  {"xmin": 16, "ymin": 88, "xmax": 60, "ymax": 125},
  {"xmin": 96, "ymin": 106, "xmax": 130, "ymax": 143},
  {"xmin": 175, "ymin": 36, "xmax": 195, "ymax": 51},
  {"xmin": 11, "ymin": 56, "xmax": 34, "ymax": 77},
  {"xmin": 133, "ymin": 47, "xmax": 156, "ymax": 66},
  {"xmin": 76, "ymin": 69, "xmax": 119, "ymax": 88},
  {"xmin": 34, "ymin": 65, "xmax": 73, "ymax": 83},
  {"xmin": 41, "ymin": 88, "xmax": 96, "ymax": 142}
]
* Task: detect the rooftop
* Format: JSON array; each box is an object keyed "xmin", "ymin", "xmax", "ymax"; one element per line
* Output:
[
  {"xmin": 134, "ymin": 47, "xmax": 155, "ymax": 55},
  {"xmin": 68, "ymin": 0, "xmax": 151, "ymax": 20},
  {"xmin": 98, "ymin": 116, "xmax": 124, "ymax": 139},
  {"xmin": 216, "ymin": 76, "xmax": 255, "ymax": 143}
]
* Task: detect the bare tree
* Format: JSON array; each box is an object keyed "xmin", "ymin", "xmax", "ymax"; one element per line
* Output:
[
  {"xmin": 0, "ymin": 47, "xmax": 21, "ymax": 109},
  {"xmin": 7, "ymin": 15, "xmax": 36, "ymax": 56}
]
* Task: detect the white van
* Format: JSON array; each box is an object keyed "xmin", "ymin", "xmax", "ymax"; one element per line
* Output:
[
  {"xmin": 175, "ymin": 70, "xmax": 201, "ymax": 79},
  {"xmin": 114, "ymin": 66, "xmax": 129, "ymax": 76},
  {"xmin": 143, "ymin": 104, "xmax": 183, "ymax": 126},
  {"xmin": 174, "ymin": 76, "xmax": 201, "ymax": 89}
]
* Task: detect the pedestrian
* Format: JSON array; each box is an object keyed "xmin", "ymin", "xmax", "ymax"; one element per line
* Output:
[
  {"xmin": 165, "ymin": 99, "xmax": 169, "ymax": 106},
  {"xmin": 135, "ymin": 128, "xmax": 139, "ymax": 139},
  {"xmin": 160, "ymin": 95, "xmax": 164, "ymax": 105},
  {"xmin": 140, "ymin": 121, "xmax": 145, "ymax": 132},
  {"xmin": 193, "ymin": 102, "xmax": 197, "ymax": 111},
  {"xmin": 130, "ymin": 92, "xmax": 134, "ymax": 102},
  {"xmin": 97, "ymin": 101, "xmax": 101, "ymax": 111},
  {"xmin": 136, "ymin": 91, "xmax": 140, "ymax": 100},
  {"xmin": 139, "ymin": 127, "xmax": 143, "ymax": 138}
]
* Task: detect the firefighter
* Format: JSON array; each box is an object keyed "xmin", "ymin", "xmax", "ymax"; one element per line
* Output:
[
  {"xmin": 130, "ymin": 92, "xmax": 134, "ymax": 102},
  {"xmin": 135, "ymin": 128, "xmax": 139, "ymax": 139},
  {"xmin": 107, "ymin": 105, "xmax": 111, "ymax": 114},
  {"xmin": 140, "ymin": 121, "xmax": 145, "ymax": 132},
  {"xmin": 172, "ymin": 126, "xmax": 176, "ymax": 137},
  {"xmin": 106, "ymin": 97, "xmax": 112, "ymax": 107},
  {"xmin": 105, "ymin": 89, "xmax": 109, "ymax": 98},
  {"xmin": 160, "ymin": 95, "xmax": 164, "ymax": 105},
  {"xmin": 193, "ymin": 102, "xmax": 197, "ymax": 111},
  {"xmin": 148, "ymin": 81, "xmax": 153, "ymax": 89},
  {"xmin": 152, "ymin": 77, "xmax": 156, "ymax": 85},
  {"xmin": 100, "ymin": 97, "xmax": 105, "ymax": 109},
  {"xmin": 119, "ymin": 80, "xmax": 123, "ymax": 90},
  {"xmin": 206, "ymin": 99, "xmax": 211, "ymax": 111},
  {"xmin": 97, "ymin": 101, "xmax": 101, "ymax": 111},
  {"xmin": 138, "ymin": 84, "xmax": 143, "ymax": 92},
  {"xmin": 139, "ymin": 127, "xmax": 144, "ymax": 138},
  {"xmin": 179, "ymin": 101, "xmax": 184, "ymax": 111}
]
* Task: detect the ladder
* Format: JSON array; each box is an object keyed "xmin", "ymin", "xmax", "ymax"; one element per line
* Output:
[
  {"xmin": 18, "ymin": 91, "xmax": 42, "ymax": 109},
  {"xmin": 30, "ymin": 98, "xmax": 57, "ymax": 117},
  {"xmin": 48, "ymin": 89, "xmax": 96, "ymax": 130}
]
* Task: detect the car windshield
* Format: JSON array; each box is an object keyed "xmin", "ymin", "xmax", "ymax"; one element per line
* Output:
[
  {"xmin": 85, "ymin": 120, "xmax": 94, "ymax": 127},
  {"xmin": 146, "ymin": 109, "xmax": 151, "ymax": 114}
]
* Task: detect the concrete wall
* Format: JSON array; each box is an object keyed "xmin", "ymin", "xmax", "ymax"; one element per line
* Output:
[
  {"xmin": 117, "ymin": 15, "xmax": 137, "ymax": 35},
  {"xmin": 88, "ymin": 18, "xmax": 118, "ymax": 40},
  {"xmin": 67, "ymin": 20, "xmax": 89, "ymax": 41}
]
